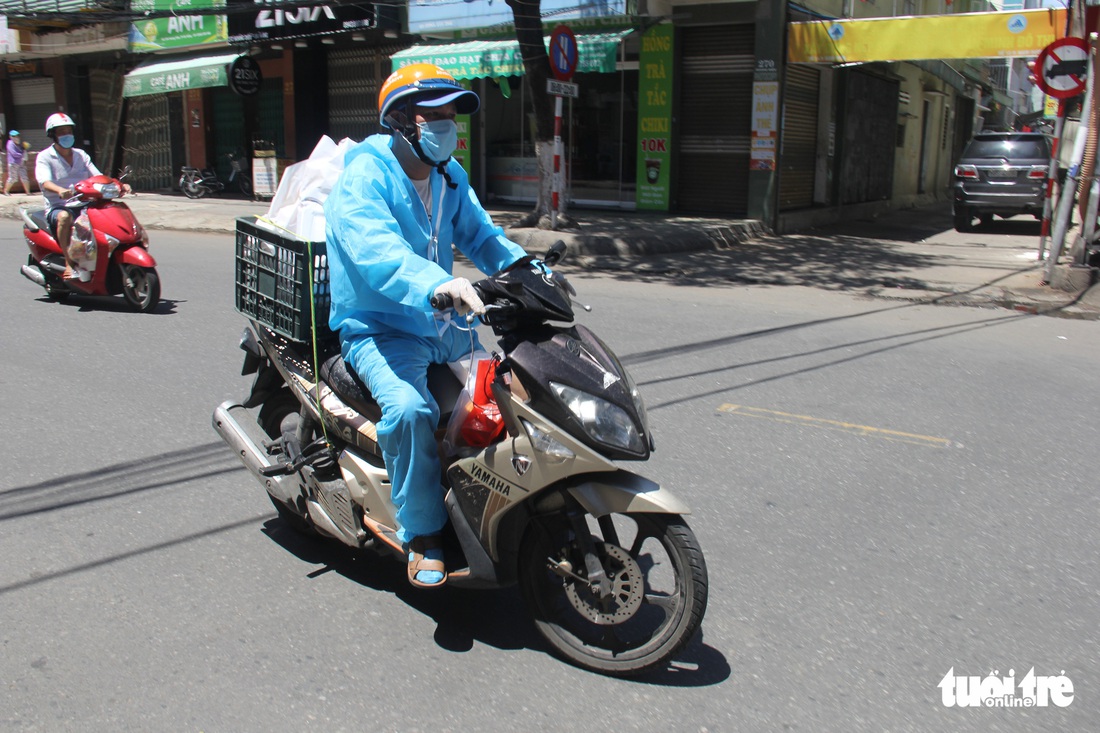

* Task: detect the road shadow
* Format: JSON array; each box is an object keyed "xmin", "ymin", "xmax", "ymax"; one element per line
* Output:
[
  {"xmin": 0, "ymin": 441, "xmax": 242, "ymax": 522},
  {"xmin": 968, "ymin": 217, "xmax": 1043, "ymax": 237},
  {"xmin": 569, "ymin": 232, "xmax": 943, "ymax": 292},
  {"xmin": 262, "ymin": 517, "xmax": 729, "ymax": 685},
  {"xmin": 36, "ymin": 293, "xmax": 181, "ymax": 315}
]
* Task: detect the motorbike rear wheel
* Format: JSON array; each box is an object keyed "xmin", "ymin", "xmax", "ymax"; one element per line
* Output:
[
  {"xmin": 180, "ymin": 171, "xmax": 205, "ymax": 199},
  {"xmin": 519, "ymin": 510, "xmax": 708, "ymax": 677},
  {"xmin": 259, "ymin": 391, "xmax": 314, "ymax": 535},
  {"xmin": 119, "ymin": 264, "xmax": 160, "ymax": 312}
]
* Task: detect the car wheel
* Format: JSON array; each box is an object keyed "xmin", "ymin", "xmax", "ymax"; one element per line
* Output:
[{"xmin": 954, "ymin": 207, "xmax": 972, "ymax": 232}]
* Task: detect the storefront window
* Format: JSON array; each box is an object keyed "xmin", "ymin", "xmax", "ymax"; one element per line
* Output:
[{"xmin": 482, "ymin": 68, "xmax": 638, "ymax": 209}]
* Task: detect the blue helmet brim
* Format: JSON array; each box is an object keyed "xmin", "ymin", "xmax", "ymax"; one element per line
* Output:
[{"xmin": 414, "ymin": 89, "xmax": 480, "ymax": 115}]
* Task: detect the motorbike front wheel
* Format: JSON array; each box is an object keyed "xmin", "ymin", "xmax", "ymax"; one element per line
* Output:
[
  {"xmin": 180, "ymin": 171, "xmax": 205, "ymax": 199},
  {"xmin": 119, "ymin": 264, "xmax": 160, "ymax": 312},
  {"xmin": 237, "ymin": 173, "xmax": 254, "ymax": 198},
  {"xmin": 519, "ymin": 510, "xmax": 708, "ymax": 677}
]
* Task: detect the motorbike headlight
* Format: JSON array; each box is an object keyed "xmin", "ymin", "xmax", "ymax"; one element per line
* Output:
[{"xmin": 550, "ymin": 382, "xmax": 645, "ymax": 454}]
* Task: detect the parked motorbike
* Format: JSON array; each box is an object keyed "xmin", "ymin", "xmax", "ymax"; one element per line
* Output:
[
  {"xmin": 180, "ymin": 151, "xmax": 253, "ymax": 199},
  {"xmin": 19, "ymin": 167, "xmax": 161, "ymax": 312},
  {"xmin": 213, "ymin": 242, "xmax": 709, "ymax": 676}
]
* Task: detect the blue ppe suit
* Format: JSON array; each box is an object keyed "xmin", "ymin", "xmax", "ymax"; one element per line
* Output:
[{"xmin": 324, "ymin": 134, "xmax": 527, "ymax": 545}]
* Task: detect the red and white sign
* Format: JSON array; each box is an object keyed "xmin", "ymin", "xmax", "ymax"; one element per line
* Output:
[
  {"xmin": 1035, "ymin": 37, "xmax": 1088, "ymax": 100},
  {"xmin": 549, "ymin": 25, "xmax": 578, "ymax": 82}
]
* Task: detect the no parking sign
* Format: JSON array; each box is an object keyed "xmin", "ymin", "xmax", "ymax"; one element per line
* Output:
[
  {"xmin": 549, "ymin": 25, "xmax": 578, "ymax": 82},
  {"xmin": 1034, "ymin": 37, "xmax": 1088, "ymax": 100}
]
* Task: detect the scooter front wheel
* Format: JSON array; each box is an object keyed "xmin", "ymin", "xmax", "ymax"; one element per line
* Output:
[
  {"xmin": 519, "ymin": 510, "xmax": 708, "ymax": 677},
  {"xmin": 119, "ymin": 264, "xmax": 160, "ymax": 312}
]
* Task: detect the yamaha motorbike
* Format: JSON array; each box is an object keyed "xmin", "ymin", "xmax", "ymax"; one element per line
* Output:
[
  {"xmin": 180, "ymin": 151, "xmax": 253, "ymax": 199},
  {"xmin": 19, "ymin": 167, "xmax": 161, "ymax": 312},
  {"xmin": 212, "ymin": 244, "xmax": 708, "ymax": 676}
]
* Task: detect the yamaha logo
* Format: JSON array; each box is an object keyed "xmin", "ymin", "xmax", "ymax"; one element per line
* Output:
[{"xmin": 511, "ymin": 455, "xmax": 531, "ymax": 476}]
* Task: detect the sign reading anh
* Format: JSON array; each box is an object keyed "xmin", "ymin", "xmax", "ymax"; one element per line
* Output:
[{"xmin": 1034, "ymin": 36, "xmax": 1088, "ymax": 99}]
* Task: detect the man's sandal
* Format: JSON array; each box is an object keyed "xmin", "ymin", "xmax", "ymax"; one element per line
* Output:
[{"xmin": 407, "ymin": 534, "xmax": 446, "ymax": 588}]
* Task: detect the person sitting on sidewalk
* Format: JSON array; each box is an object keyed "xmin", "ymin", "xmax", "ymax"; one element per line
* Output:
[
  {"xmin": 35, "ymin": 113, "xmax": 128, "ymax": 280},
  {"xmin": 323, "ymin": 64, "xmax": 531, "ymax": 588},
  {"xmin": 4, "ymin": 130, "xmax": 30, "ymax": 196}
]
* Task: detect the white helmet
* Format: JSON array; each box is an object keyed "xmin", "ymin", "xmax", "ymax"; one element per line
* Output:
[{"xmin": 45, "ymin": 112, "xmax": 74, "ymax": 135}]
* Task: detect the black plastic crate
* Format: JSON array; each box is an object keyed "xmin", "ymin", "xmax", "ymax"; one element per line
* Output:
[{"xmin": 235, "ymin": 216, "xmax": 330, "ymax": 342}]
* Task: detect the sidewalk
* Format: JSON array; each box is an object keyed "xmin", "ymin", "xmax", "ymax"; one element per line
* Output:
[{"xmin": 4, "ymin": 191, "xmax": 1097, "ymax": 319}]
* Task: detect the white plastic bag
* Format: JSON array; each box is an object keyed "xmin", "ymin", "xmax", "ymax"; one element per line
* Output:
[
  {"xmin": 260, "ymin": 135, "xmax": 354, "ymax": 241},
  {"xmin": 67, "ymin": 210, "xmax": 97, "ymax": 264}
]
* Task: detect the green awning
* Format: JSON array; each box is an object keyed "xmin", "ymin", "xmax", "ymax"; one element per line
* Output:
[
  {"xmin": 123, "ymin": 52, "xmax": 241, "ymax": 98},
  {"xmin": 390, "ymin": 30, "xmax": 633, "ymax": 80}
]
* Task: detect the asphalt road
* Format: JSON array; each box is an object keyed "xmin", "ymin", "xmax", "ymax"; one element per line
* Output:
[{"xmin": 1, "ymin": 222, "xmax": 1097, "ymax": 731}]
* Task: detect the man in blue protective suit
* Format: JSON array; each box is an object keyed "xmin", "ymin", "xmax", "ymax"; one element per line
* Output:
[{"xmin": 323, "ymin": 63, "xmax": 530, "ymax": 588}]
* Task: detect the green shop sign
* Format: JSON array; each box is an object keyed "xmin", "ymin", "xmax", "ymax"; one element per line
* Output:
[
  {"xmin": 123, "ymin": 52, "xmax": 240, "ymax": 98},
  {"xmin": 636, "ymin": 24, "xmax": 673, "ymax": 211},
  {"xmin": 391, "ymin": 31, "xmax": 631, "ymax": 80},
  {"xmin": 129, "ymin": 0, "xmax": 227, "ymax": 51}
]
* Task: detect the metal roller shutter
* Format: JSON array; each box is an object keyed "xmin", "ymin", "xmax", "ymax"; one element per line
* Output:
[
  {"xmin": 327, "ymin": 46, "xmax": 401, "ymax": 142},
  {"xmin": 12, "ymin": 78, "xmax": 56, "ymax": 153},
  {"xmin": 675, "ymin": 24, "xmax": 753, "ymax": 215},
  {"xmin": 121, "ymin": 94, "xmax": 174, "ymax": 191},
  {"xmin": 778, "ymin": 64, "xmax": 819, "ymax": 211}
]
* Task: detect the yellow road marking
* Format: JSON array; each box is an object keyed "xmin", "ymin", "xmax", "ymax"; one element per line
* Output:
[{"xmin": 717, "ymin": 404, "xmax": 951, "ymax": 448}]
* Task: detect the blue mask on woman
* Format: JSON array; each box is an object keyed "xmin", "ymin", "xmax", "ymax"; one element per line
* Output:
[
  {"xmin": 58, "ymin": 134, "xmax": 75, "ymax": 149},
  {"xmin": 416, "ymin": 120, "xmax": 458, "ymax": 163}
]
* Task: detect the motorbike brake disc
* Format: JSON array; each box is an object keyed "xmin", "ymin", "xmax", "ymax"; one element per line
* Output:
[{"xmin": 563, "ymin": 542, "xmax": 644, "ymax": 625}]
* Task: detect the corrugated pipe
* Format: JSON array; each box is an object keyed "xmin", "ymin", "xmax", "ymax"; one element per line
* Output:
[{"xmin": 1079, "ymin": 39, "xmax": 1100, "ymax": 225}]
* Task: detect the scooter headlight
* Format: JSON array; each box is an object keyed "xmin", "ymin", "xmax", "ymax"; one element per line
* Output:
[
  {"xmin": 96, "ymin": 182, "xmax": 121, "ymax": 199},
  {"xmin": 550, "ymin": 381, "xmax": 645, "ymax": 454}
]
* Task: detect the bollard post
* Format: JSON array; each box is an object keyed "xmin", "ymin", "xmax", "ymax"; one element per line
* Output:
[{"xmin": 1038, "ymin": 102, "xmax": 1066, "ymax": 261}]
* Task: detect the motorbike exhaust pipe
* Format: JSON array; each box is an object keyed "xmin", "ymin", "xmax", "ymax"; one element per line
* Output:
[
  {"xmin": 212, "ymin": 400, "xmax": 299, "ymax": 506},
  {"xmin": 20, "ymin": 264, "xmax": 46, "ymax": 287}
]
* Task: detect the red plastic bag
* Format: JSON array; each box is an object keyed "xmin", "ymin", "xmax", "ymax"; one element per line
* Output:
[
  {"xmin": 444, "ymin": 355, "xmax": 506, "ymax": 454},
  {"xmin": 460, "ymin": 358, "xmax": 505, "ymax": 447}
]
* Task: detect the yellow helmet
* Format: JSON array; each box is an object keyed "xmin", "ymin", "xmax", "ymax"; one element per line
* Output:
[{"xmin": 378, "ymin": 63, "xmax": 479, "ymax": 129}]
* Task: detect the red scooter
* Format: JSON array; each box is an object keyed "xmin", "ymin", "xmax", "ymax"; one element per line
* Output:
[{"xmin": 19, "ymin": 168, "xmax": 160, "ymax": 312}]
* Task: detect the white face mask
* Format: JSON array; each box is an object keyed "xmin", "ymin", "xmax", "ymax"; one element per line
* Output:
[{"xmin": 416, "ymin": 120, "xmax": 458, "ymax": 163}]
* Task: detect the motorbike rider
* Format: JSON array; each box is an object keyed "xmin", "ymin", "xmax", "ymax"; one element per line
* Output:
[
  {"xmin": 35, "ymin": 112, "xmax": 130, "ymax": 280},
  {"xmin": 323, "ymin": 64, "xmax": 531, "ymax": 588}
]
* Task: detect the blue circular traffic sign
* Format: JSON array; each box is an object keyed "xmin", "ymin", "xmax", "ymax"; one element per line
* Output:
[{"xmin": 549, "ymin": 25, "xmax": 578, "ymax": 82}]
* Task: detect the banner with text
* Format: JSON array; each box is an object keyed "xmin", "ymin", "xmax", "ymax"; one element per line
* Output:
[
  {"xmin": 129, "ymin": 0, "xmax": 227, "ymax": 51},
  {"xmin": 635, "ymin": 24, "xmax": 673, "ymax": 211},
  {"xmin": 789, "ymin": 9, "xmax": 1070, "ymax": 63}
]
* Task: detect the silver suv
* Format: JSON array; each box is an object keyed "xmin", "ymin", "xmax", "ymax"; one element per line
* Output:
[{"xmin": 952, "ymin": 132, "xmax": 1051, "ymax": 232}]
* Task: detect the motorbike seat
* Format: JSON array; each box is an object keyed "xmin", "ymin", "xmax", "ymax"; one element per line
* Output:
[
  {"xmin": 24, "ymin": 208, "xmax": 49, "ymax": 232},
  {"xmin": 320, "ymin": 355, "xmax": 462, "ymax": 427},
  {"xmin": 321, "ymin": 354, "xmax": 383, "ymax": 424}
]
